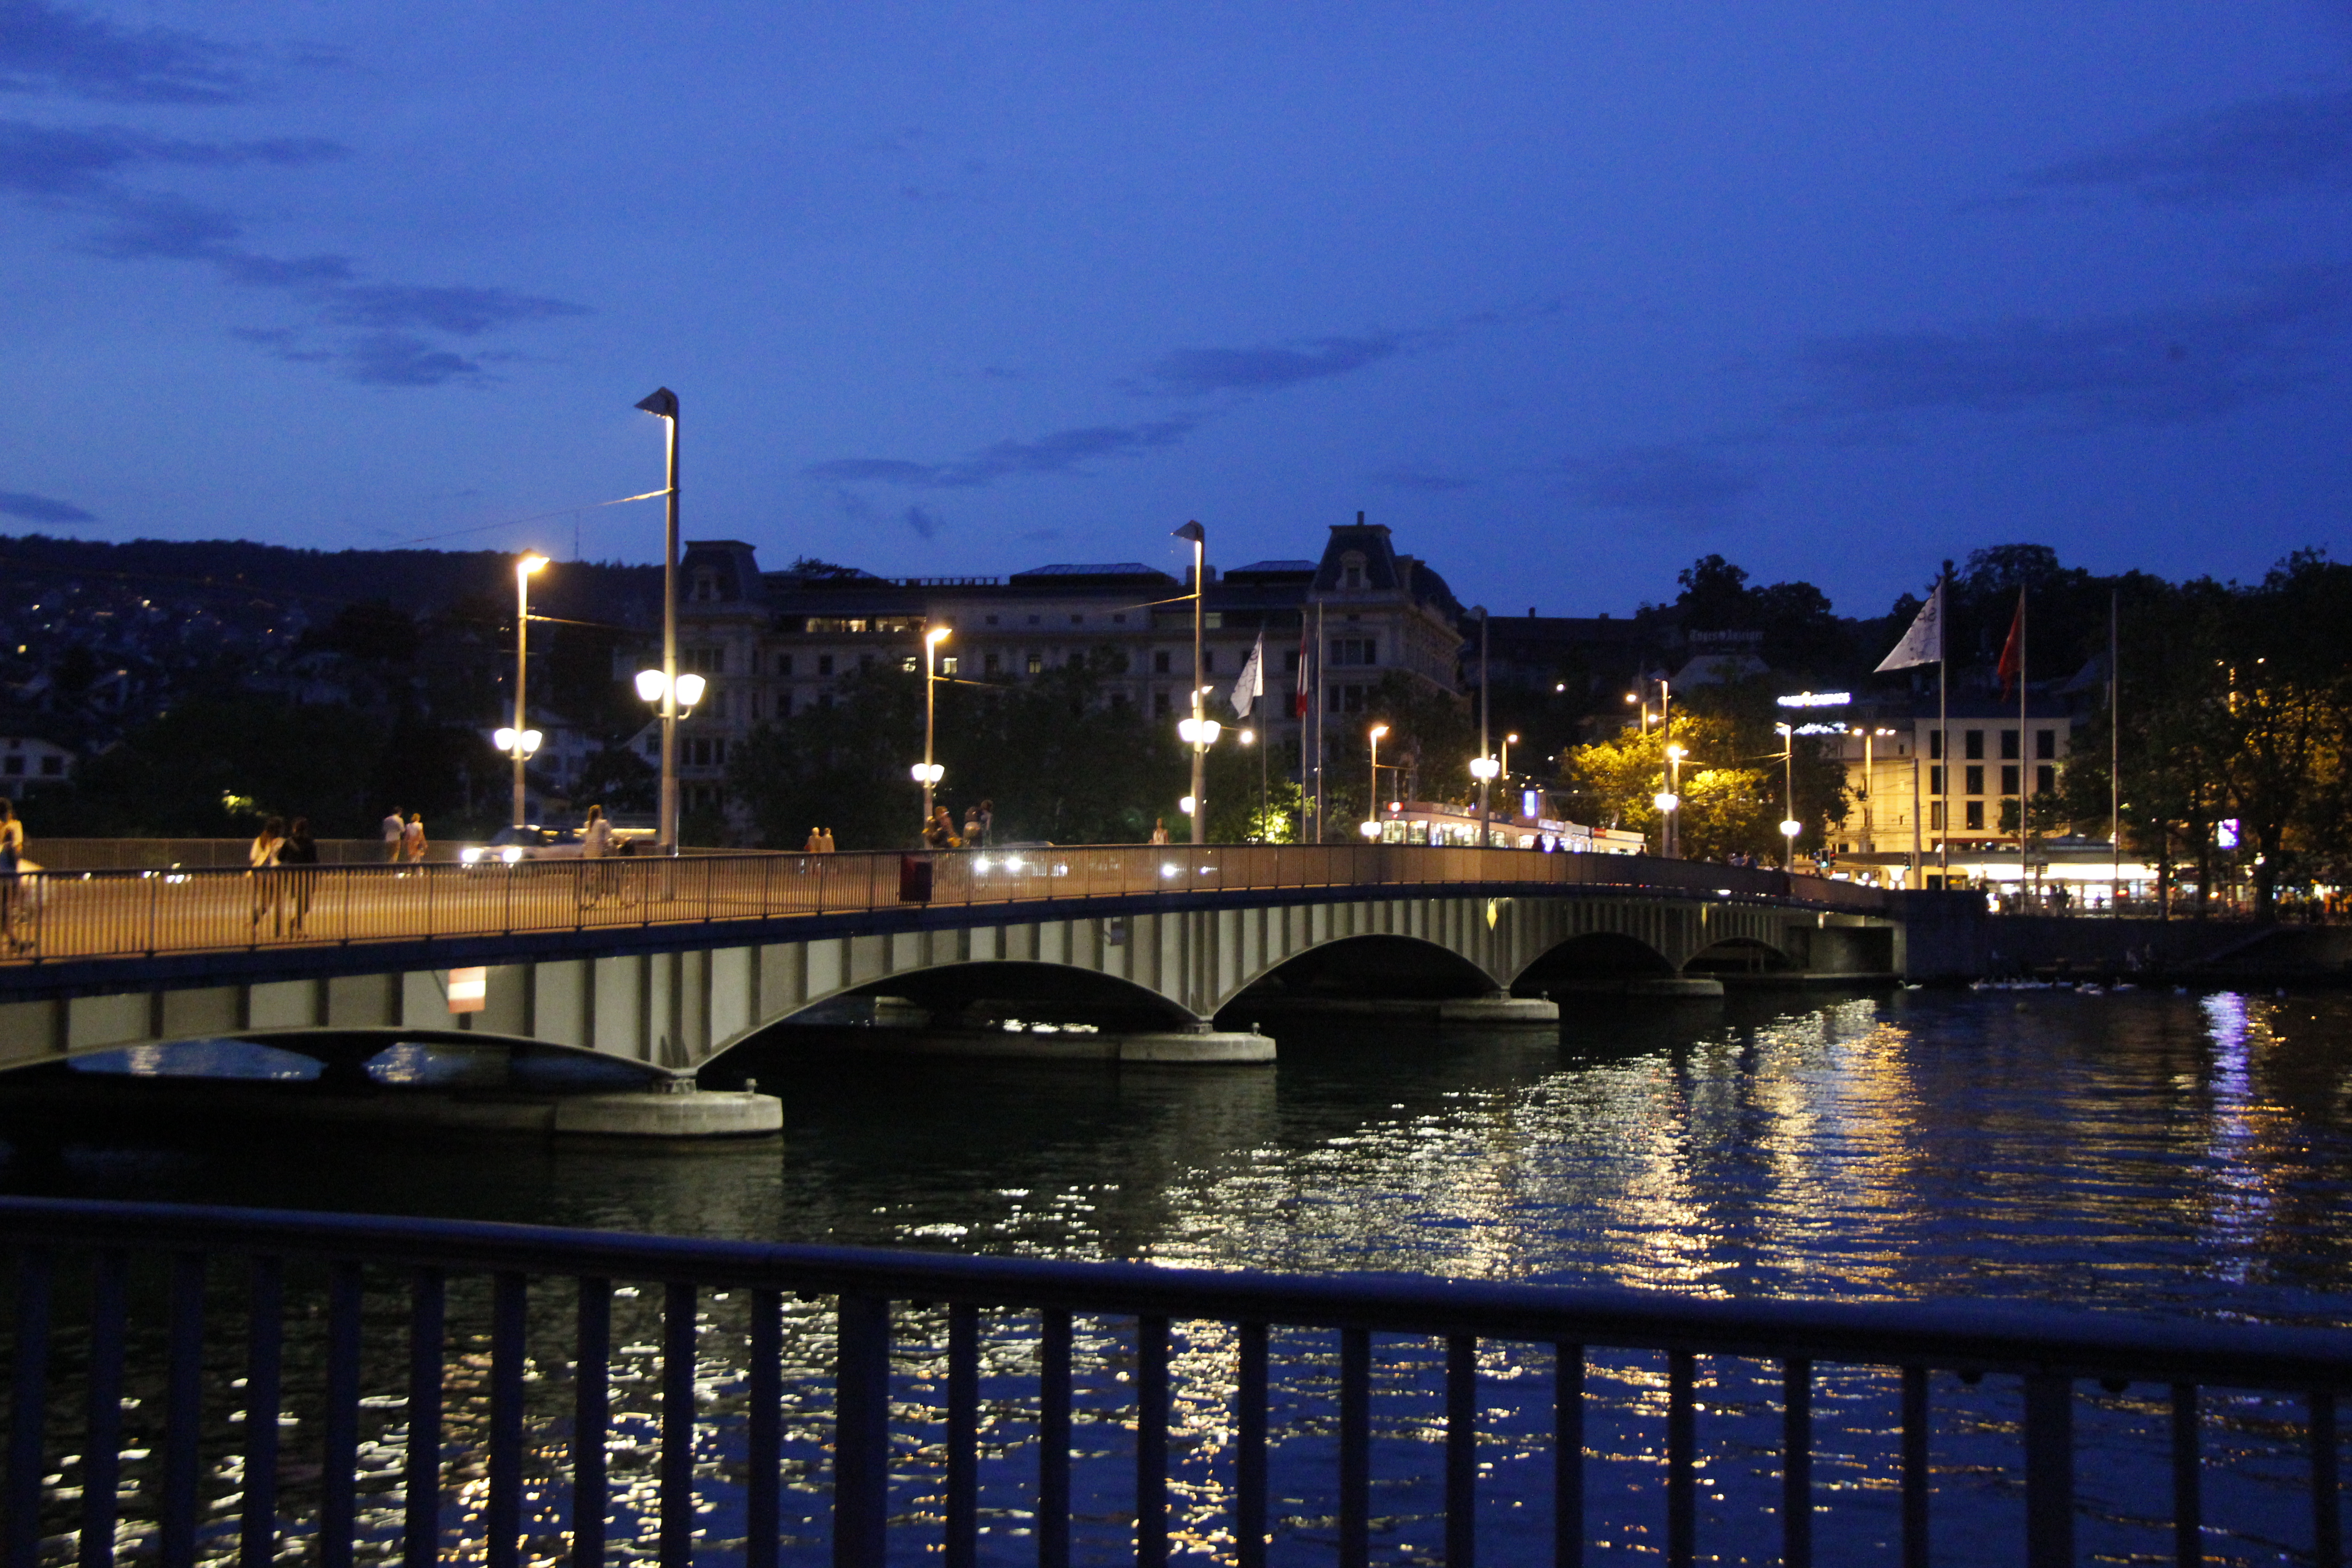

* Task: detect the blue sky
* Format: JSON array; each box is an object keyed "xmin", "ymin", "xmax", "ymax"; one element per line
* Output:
[{"xmin": 4, "ymin": 1, "xmax": 2349, "ymax": 617}]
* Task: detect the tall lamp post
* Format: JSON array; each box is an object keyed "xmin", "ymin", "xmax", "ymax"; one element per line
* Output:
[
  {"xmin": 1662, "ymin": 742, "xmax": 1687, "ymax": 858},
  {"xmin": 1175, "ymin": 520, "xmax": 1208, "ymax": 844},
  {"xmin": 914, "ymin": 626, "xmax": 950, "ymax": 823},
  {"xmin": 500, "ymin": 552, "xmax": 549, "ymax": 828},
  {"xmin": 635, "ymin": 388, "xmax": 681, "ymax": 853},
  {"xmin": 1367, "ymin": 723, "xmax": 1389, "ymax": 835},
  {"xmin": 1470, "ymin": 607, "xmax": 1491, "ymax": 844},
  {"xmin": 1776, "ymin": 721, "xmax": 1801, "ymax": 870}
]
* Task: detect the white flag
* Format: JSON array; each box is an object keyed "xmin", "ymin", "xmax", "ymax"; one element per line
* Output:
[
  {"xmin": 1231, "ymin": 631, "xmax": 1265, "ymax": 718},
  {"xmin": 1875, "ymin": 581, "xmax": 1944, "ymax": 672}
]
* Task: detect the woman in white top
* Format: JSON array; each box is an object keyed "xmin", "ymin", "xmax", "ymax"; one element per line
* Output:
[
  {"xmin": 0, "ymin": 799, "xmax": 24, "ymax": 951},
  {"xmin": 579, "ymin": 804, "xmax": 613, "ymax": 907},
  {"xmin": 249, "ymin": 814, "xmax": 287, "ymax": 936}
]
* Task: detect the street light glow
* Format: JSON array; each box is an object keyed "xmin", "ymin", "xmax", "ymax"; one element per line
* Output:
[
  {"xmin": 1654, "ymin": 791, "xmax": 1679, "ymax": 812},
  {"xmin": 1359, "ymin": 819, "xmax": 1382, "ymax": 838},
  {"xmin": 675, "ymin": 672, "xmax": 706, "ymax": 708},
  {"xmin": 517, "ymin": 553, "xmax": 549, "ymax": 577},
  {"xmin": 1369, "ymin": 723, "xmax": 1389, "ymax": 741},
  {"xmin": 1469, "ymin": 756, "xmax": 1499, "ymax": 781},
  {"xmin": 635, "ymin": 669, "xmax": 667, "ymax": 703},
  {"xmin": 926, "ymin": 626, "xmax": 951, "ymax": 645}
]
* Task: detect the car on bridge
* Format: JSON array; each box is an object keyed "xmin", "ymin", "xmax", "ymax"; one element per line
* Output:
[{"xmin": 458, "ymin": 823, "xmax": 655, "ymax": 866}]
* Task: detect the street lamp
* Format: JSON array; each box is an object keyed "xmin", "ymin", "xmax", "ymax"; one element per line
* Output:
[
  {"xmin": 1776, "ymin": 721, "xmax": 1799, "ymax": 870},
  {"xmin": 1473, "ymin": 606, "xmax": 1490, "ymax": 845},
  {"xmin": 1501, "ymin": 733, "xmax": 1519, "ymax": 787},
  {"xmin": 505, "ymin": 551, "xmax": 549, "ymax": 828},
  {"xmin": 1653, "ymin": 788, "xmax": 1679, "ymax": 858},
  {"xmin": 1662, "ymin": 742, "xmax": 1687, "ymax": 859},
  {"xmin": 635, "ymin": 664, "xmax": 705, "ymax": 822},
  {"xmin": 918, "ymin": 625, "xmax": 950, "ymax": 825},
  {"xmin": 1367, "ymin": 722, "xmax": 1389, "ymax": 840},
  {"xmin": 635, "ymin": 387, "xmax": 681, "ymax": 852},
  {"xmin": 1174, "ymin": 520, "xmax": 1209, "ymax": 845}
]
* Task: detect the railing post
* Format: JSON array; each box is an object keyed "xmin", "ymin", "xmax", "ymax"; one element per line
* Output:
[
  {"xmin": 490, "ymin": 1272, "xmax": 529, "ymax": 1568},
  {"xmin": 321, "ymin": 1262, "xmax": 364, "ymax": 1568},
  {"xmin": 237, "ymin": 1254, "xmax": 285, "ymax": 1568},
  {"xmin": 1340, "ymin": 1326, "xmax": 1371, "ymax": 1568},
  {"xmin": 834, "ymin": 1294, "xmax": 891, "ymax": 1568},
  {"xmin": 1555, "ymin": 1344, "xmax": 1584, "ymax": 1568},
  {"xmin": 573, "ymin": 1278, "xmax": 611, "ymax": 1568},
  {"xmin": 2315, "ymin": 1388, "xmax": 2342, "ymax": 1568},
  {"xmin": 1039, "ymin": 1309, "xmax": 1072, "ymax": 1568},
  {"xmin": 1446, "ymin": 1335, "xmax": 1478, "ymax": 1568},
  {"xmin": 1237, "ymin": 1323, "xmax": 1269, "ymax": 1568},
  {"xmin": 2023, "ymin": 1373, "xmax": 2073, "ymax": 1568},
  {"xmin": 1901, "ymin": 1366, "xmax": 1930, "ymax": 1568},
  {"xmin": 161, "ymin": 1251, "xmax": 206, "ymax": 1568},
  {"xmin": 660, "ymin": 1281, "xmax": 698, "ymax": 1568},
  {"xmin": 5, "ymin": 1247, "xmax": 52, "ymax": 1568},
  {"xmin": 79, "ymin": 1250, "xmax": 128, "ymax": 1568},
  {"xmin": 1137, "ymin": 1315, "xmax": 1170, "ymax": 1568},
  {"xmin": 1666, "ymin": 1351, "xmax": 1695, "ymax": 1568},
  {"xmin": 407, "ymin": 1269, "xmax": 446, "ymax": 1568},
  {"xmin": 1782, "ymin": 1359, "xmax": 1812, "ymax": 1568},
  {"xmin": 2169, "ymin": 1384, "xmax": 2199, "ymax": 1568},
  {"xmin": 945, "ymin": 1303, "xmax": 979, "ymax": 1568}
]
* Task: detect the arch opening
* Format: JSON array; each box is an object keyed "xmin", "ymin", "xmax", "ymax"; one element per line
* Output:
[
  {"xmin": 1682, "ymin": 937, "xmax": 1796, "ymax": 977},
  {"xmin": 1226, "ymin": 934, "xmax": 1499, "ymax": 1012},
  {"xmin": 1513, "ymin": 931, "xmax": 1678, "ymax": 996}
]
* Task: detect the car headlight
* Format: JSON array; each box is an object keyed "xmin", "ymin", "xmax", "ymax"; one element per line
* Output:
[
  {"xmin": 460, "ymin": 848, "xmax": 483, "ymax": 864},
  {"xmin": 501, "ymin": 846, "xmax": 523, "ymax": 864}
]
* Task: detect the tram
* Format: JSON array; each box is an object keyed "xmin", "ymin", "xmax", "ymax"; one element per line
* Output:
[{"xmin": 1369, "ymin": 798, "xmax": 1645, "ymax": 854}]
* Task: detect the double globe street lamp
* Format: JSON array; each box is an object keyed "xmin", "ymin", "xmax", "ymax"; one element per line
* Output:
[
  {"xmin": 914, "ymin": 626, "xmax": 951, "ymax": 823},
  {"xmin": 501, "ymin": 552, "xmax": 549, "ymax": 829}
]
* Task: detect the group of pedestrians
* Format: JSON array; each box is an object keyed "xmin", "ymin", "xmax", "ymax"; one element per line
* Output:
[
  {"xmin": 381, "ymin": 808, "xmax": 429, "ymax": 866},
  {"xmin": 917, "ymin": 799, "xmax": 995, "ymax": 850},
  {"xmin": 801, "ymin": 827, "xmax": 838, "ymax": 853},
  {"xmin": 247, "ymin": 816, "xmax": 322, "ymax": 937}
]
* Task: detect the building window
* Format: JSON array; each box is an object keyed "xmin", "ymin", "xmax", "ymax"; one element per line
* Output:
[
  {"xmin": 1964, "ymin": 730, "xmax": 1984, "ymax": 760},
  {"xmin": 691, "ymin": 570, "xmax": 717, "ymax": 602},
  {"xmin": 1026, "ymin": 652, "xmax": 1043, "ymax": 675},
  {"xmin": 817, "ymin": 654, "xmax": 834, "ymax": 676},
  {"xmin": 941, "ymin": 656, "xmax": 958, "ymax": 675},
  {"xmin": 1331, "ymin": 685, "xmax": 1366, "ymax": 714},
  {"xmin": 1109, "ymin": 691, "xmax": 1129, "ymax": 710},
  {"xmin": 818, "ymin": 693, "xmax": 834, "ymax": 711},
  {"xmin": 776, "ymin": 654, "xmax": 793, "ymax": 676},
  {"xmin": 685, "ymin": 645, "xmax": 725, "ymax": 674},
  {"xmin": 2000, "ymin": 729, "xmax": 2020, "ymax": 761},
  {"xmin": 1154, "ymin": 649, "xmax": 1171, "ymax": 674},
  {"xmin": 1154, "ymin": 690, "xmax": 1170, "ymax": 716},
  {"xmin": 1341, "ymin": 551, "xmax": 1367, "ymax": 590},
  {"xmin": 1965, "ymin": 800, "xmax": 1985, "ymax": 831},
  {"xmin": 1330, "ymin": 637, "xmax": 1377, "ymax": 666},
  {"xmin": 1930, "ymin": 731, "xmax": 1944, "ymax": 761},
  {"xmin": 901, "ymin": 656, "xmax": 918, "ymax": 673},
  {"xmin": 2036, "ymin": 729, "xmax": 2057, "ymax": 760},
  {"xmin": 1930, "ymin": 802, "xmax": 1945, "ymax": 829},
  {"xmin": 2, "ymin": 757, "xmax": 20, "ymax": 777},
  {"xmin": 2000, "ymin": 765, "xmax": 2019, "ymax": 796},
  {"xmin": 1964, "ymin": 765, "xmax": 1984, "ymax": 796},
  {"xmin": 645, "ymin": 736, "xmax": 659, "ymax": 758},
  {"xmin": 1284, "ymin": 650, "xmax": 1301, "ymax": 673},
  {"xmin": 1201, "ymin": 649, "xmax": 1215, "ymax": 674},
  {"xmin": 2036, "ymin": 764, "xmax": 2055, "ymax": 796},
  {"xmin": 1929, "ymin": 766, "xmax": 1944, "ymax": 795},
  {"xmin": 984, "ymin": 652, "xmax": 1001, "ymax": 676},
  {"xmin": 779, "ymin": 691, "xmax": 794, "ymax": 718}
]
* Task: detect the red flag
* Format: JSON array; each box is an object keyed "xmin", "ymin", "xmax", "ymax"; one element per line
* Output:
[
  {"xmin": 1996, "ymin": 589, "xmax": 2024, "ymax": 698},
  {"xmin": 1294, "ymin": 618, "xmax": 1311, "ymax": 717}
]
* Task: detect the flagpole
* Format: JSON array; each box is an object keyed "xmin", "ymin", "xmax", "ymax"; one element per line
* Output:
[
  {"xmin": 1313, "ymin": 600, "xmax": 1326, "ymax": 840},
  {"xmin": 1938, "ymin": 562, "xmax": 1951, "ymax": 889},
  {"xmin": 2110, "ymin": 587, "xmax": 2122, "ymax": 915},
  {"xmin": 2017, "ymin": 585, "xmax": 2029, "ymax": 902}
]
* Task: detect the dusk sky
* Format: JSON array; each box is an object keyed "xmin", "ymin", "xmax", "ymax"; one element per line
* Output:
[{"xmin": 5, "ymin": 1, "xmax": 2350, "ymax": 617}]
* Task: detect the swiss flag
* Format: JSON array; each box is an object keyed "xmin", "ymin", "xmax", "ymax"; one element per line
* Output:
[
  {"xmin": 1996, "ymin": 590, "xmax": 2024, "ymax": 699},
  {"xmin": 1295, "ymin": 618, "xmax": 1311, "ymax": 717}
]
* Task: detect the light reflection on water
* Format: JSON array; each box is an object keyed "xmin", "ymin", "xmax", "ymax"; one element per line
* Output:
[{"xmin": 4, "ymin": 988, "xmax": 2349, "ymax": 1564}]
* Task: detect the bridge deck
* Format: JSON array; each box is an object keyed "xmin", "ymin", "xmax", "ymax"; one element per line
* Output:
[{"xmin": 0, "ymin": 845, "xmax": 1893, "ymax": 970}]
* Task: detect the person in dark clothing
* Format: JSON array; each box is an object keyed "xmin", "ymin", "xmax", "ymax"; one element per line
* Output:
[{"xmin": 280, "ymin": 816, "xmax": 320, "ymax": 935}]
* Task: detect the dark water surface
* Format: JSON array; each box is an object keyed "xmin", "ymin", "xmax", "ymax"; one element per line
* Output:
[{"xmin": 4, "ymin": 987, "xmax": 2348, "ymax": 1564}]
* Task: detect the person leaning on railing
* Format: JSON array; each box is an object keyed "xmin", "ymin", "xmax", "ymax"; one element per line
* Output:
[{"xmin": 0, "ymin": 799, "xmax": 24, "ymax": 952}]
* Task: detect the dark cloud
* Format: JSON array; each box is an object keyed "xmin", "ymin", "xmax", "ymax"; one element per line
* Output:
[
  {"xmin": 2008, "ymin": 88, "xmax": 2352, "ymax": 206},
  {"xmin": 807, "ymin": 416, "xmax": 1199, "ymax": 489},
  {"xmin": 1144, "ymin": 333, "xmax": 1403, "ymax": 395},
  {"xmin": 0, "ymin": 489, "xmax": 94, "ymax": 523},
  {"xmin": 0, "ymin": 0, "xmax": 248, "ymax": 104},
  {"xmin": 0, "ymin": 120, "xmax": 344, "ymax": 197},
  {"xmin": 1371, "ymin": 465, "xmax": 1474, "ymax": 492},
  {"xmin": 1802, "ymin": 266, "xmax": 2352, "ymax": 426},
  {"xmin": 324, "ymin": 284, "xmax": 591, "ymax": 337},
  {"xmin": 1562, "ymin": 444, "xmax": 1755, "ymax": 519},
  {"xmin": 904, "ymin": 505, "xmax": 944, "ymax": 539},
  {"xmin": 339, "ymin": 333, "xmax": 483, "ymax": 388}
]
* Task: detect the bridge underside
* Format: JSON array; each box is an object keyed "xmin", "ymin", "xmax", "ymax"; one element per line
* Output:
[{"xmin": 0, "ymin": 890, "xmax": 1901, "ymax": 1077}]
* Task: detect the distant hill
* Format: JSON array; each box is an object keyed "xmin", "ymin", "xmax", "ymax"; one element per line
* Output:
[{"xmin": 0, "ymin": 534, "xmax": 663, "ymax": 627}]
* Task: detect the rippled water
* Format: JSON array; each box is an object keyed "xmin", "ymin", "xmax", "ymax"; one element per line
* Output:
[{"xmin": 3, "ymin": 987, "xmax": 2347, "ymax": 1563}]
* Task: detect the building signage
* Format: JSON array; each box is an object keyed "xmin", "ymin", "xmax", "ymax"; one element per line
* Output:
[{"xmin": 1776, "ymin": 691, "xmax": 1852, "ymax": 708}]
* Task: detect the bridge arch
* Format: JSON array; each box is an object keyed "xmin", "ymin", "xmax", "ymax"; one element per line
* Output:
[
  {"xmin": 1221, "ymin": 932, "xmax": 1504, "ymax": 1016},
  {"xmin": 1507, "ymin": 931, "xmax": 1679, "ymax": 995},
  {"xmin": 1683, "ymin": 936, "xmax": 1798, "ymax": 977}
]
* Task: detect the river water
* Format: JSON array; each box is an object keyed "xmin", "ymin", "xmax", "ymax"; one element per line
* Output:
[{"xmin": 3, "ymin": 987, "xmax": 2347, "ymax": 1564}]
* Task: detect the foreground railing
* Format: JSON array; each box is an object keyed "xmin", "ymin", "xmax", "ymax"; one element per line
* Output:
[
  {"xmin": 0, "ymin": 846, "xmax": 1894, "ymax": 966},
  {"xmin": 2, "ymin": 1198, "xmax": 2343, "ymax": 1568}
]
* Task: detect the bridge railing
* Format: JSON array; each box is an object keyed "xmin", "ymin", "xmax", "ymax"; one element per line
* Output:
[
  {"xmin": 2, "ymin": 1197, "xmax": 2343, "ymax": 1568},
  {"xmin": 0, "ymin": 846, "xmax": 1894, "ymax": 966}
]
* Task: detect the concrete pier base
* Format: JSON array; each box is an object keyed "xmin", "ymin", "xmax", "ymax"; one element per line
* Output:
[
  {"xmin": 1436, "ymin": 993, "xmax": 1560, "ymax": 1024},
  {"xmin": 0, "ymin": 1078, "xmax": 783, "ymax": 1139},
  {"xmin": 825, "ymin": 1028, "xmax": 1275, "ymax": 1064},
  {"xmin": 1626, "ymin": 976, "xmax": 1727, "ymax": 998}
]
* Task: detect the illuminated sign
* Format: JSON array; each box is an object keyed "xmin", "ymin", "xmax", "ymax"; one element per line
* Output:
[
  {"xmin": 2217, "ymin": 819, "xmax": 2240, "ymax": 850},
  {"xmin": 1776, "ymin": 691, "xmax": 1852, "ymax": 708},
  {"xmin": 1792, "ymin": 722, "xmax": 1848, "ymax": 735},
  {"xmin": 1522, "ymin": 789, "xmax": 1540, "ymax": 818},
  {"xmin": 447, "ymin": 967, "xmax": 487, "ymax": 1014}
]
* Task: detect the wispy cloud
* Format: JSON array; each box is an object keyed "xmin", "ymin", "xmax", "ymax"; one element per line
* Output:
[
  {"xmin": 1143, "ymin": 333, "xmax": 1405, "ymax": 396},
  {"xmin": 1371, "ymin": 465, "xmax": 1473, "ymax": 493},
  {"xmin": 807, "ymin": 416, "xmax": 1198, "ymax": 489},
  {"xmin": 0, "ymin": 120, "xmax": 343, "ymax": 197},
  {"xmin": 904, "ymin": 505, "xmax": 944, "ymax": 539},
  {"xmin": 0, "ymin": 0, "xmax": 249, "ymax": 104},
  {"xmin": 1801, "ymin": 265, "xmax": 2352, "ymax": 427},
  {"xmin": 2000, "ymin": 88, "xmax": 2352, "ymax": 207},
  {"xmin": 1562, "ymin": 444, "xmax": 1755, "ymax": 522},
  {"xmin": 0, "ymin": 101, "xmax": 588, "ymax": 387},
  {"xmin": 0, "ymin": 489, "xmax": 94, "ymax": 524}
]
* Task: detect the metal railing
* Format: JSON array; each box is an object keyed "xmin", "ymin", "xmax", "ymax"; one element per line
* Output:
[
  {"xmin": 0, "ymin": 846, "xmax": 1896, "ymax": 967},
  {"xmin": 1, "ymin": 1198, "xmax": 2342, "ymax": 1568}
]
